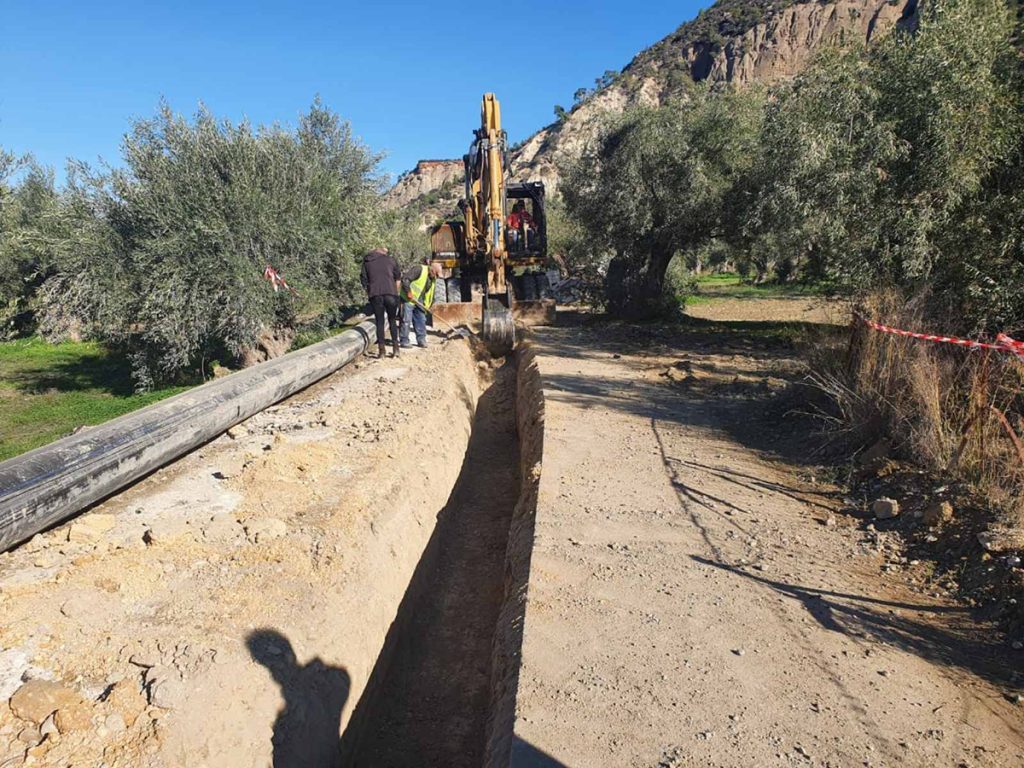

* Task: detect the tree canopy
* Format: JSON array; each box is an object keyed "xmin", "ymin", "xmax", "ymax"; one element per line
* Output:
[
  {"xmin": 561, "ymin": 0, "xmax": 1024, "ymax": 332},
  {"xmin": 2, "ymin": 100, "xmax": 423, "ymax": 387}
]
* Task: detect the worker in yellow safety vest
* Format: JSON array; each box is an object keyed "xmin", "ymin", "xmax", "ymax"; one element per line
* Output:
[{"xmin": 400, "ymin": 262, "xmax": 443, "ymax": 348}]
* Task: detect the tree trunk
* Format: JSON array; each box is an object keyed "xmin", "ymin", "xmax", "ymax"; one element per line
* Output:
[{"xmin": 604, "ymin": 241, "xmax": 675, "ymax": 319}]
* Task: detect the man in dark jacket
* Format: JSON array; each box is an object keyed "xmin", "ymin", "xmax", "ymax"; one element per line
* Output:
[{"xmin": 360, "ymin": 247, "xmax": 402, "ymax": 358}]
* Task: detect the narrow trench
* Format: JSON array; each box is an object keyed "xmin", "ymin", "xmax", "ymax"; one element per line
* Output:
[{"xmin": 341, "ymin": 360, "xmax": 521, "ymax": 767}]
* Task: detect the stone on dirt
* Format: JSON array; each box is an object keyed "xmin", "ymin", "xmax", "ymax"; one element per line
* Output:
[
  {"xmin": 67, "ymin": 513, "xmax": 116, "ymax": 543},
  {"xmin": 53, "ymin": 699, "xmax": 92, "ymax": 733},
  {"xmin": 39, "ymin": 713, "xmax": 58, "ymax": 741},
  {"xmin": 923, "ymin": 500, "xmax": 953, "ymax": 527},
  {"xmin": 244, "ymin": 518, "xmax": 288, "ymax": 544},
  {"xmin": 977, "ymin": 531, "xmax": 1001, "ymax": 552},
  {"xmin": 871, "ymin": 497, "xmax": 900, "ymax": 520},
  {"xmin": 8, "ymin": 680, "xmax": 88, "ymax": 727},
  {"xmin": 146, "ymin": 667, "xmax": 186, "ymax": 710},
  {"xmin": 858, "ymin": 438, "xmax": 892, "ymax": 467}
]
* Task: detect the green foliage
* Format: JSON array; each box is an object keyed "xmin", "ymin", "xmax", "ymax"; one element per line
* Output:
[
  {"xmin": 748, "ymin": 0, "xmax": 1024, "ymax": 331},
  {"xmin": 553, "ymin": 104, "xmax": 569, "ymax": 123},
  {"xmin": 562, "ymin": 0, "xmax": 1024, "ymax": 334},
  {"xmin": 544, "ymin": 195, "xmax": 589, "ymax": 267},
  {"xmin": 563, "ymin": 86, "xmax": 763, "ymax": 317},
  {"xmin": 596, "ymin": 70, "xmax": 619, "ymax": 89},
  {"xmin": 0, "ymin": 154, "xmax": 61, "ymax": 337},
  {"xmin": 742, "ymin": 49, "xmax": 903, "ymax": 285},
  {"xmin": 38, "ymin": 99, "xmax": 387, "ymax": 387}
]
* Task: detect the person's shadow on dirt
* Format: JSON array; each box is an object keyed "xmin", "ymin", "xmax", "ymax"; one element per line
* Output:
[{"xmin": 247, "ymin": 629, "xmax": 351, "ymax": 768}]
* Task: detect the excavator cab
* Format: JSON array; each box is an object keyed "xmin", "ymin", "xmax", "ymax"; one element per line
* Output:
[{"xmin": 505, "ymin": 182, "xmax": 546, "ymax": 258}]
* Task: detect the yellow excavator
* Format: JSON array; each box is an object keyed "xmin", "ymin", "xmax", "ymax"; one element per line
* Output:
[{"xmin": 429, "ymin": 93, "xmax": 550, "ymax": 355}]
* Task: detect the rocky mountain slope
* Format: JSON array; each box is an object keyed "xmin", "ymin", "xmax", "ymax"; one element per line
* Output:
[
  {"xmin": 386, "ymin": 159, "xmax": 463, "ymax": 210},
  {"xmin": 389, "ymin": 0, "xmax": 920, "ymax": 213}
]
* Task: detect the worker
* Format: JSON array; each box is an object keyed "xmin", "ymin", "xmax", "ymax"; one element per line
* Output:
[
  {"xmin": 507, "ymin": 201, "xmax": 534, "ymax": 252},
  {"xmin": 360, "ymin": 246, "xmax": 402, "ymax": 358},
  {"xmin": 401, "ymin": 261, "xmax": 443, "ymax": 348}
]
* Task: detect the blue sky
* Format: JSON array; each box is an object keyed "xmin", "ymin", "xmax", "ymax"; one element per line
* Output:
[{"xmin": 0, "ymin": 1, "xmax": 709, "ymax": 184}]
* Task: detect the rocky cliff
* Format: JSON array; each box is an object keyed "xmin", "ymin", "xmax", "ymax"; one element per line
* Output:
[
  {"xmin": 393, "ymin": 0, "xmax": 920, "ymax": 204},
  {"xmin": 385, "ymin": 159, "xmax": 463, "ymax": 209}
]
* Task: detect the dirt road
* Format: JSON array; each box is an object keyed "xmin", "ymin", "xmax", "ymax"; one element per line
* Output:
[{"xmin": 511, "ymin": 314, "xmax": 1024, "ymax": 767}]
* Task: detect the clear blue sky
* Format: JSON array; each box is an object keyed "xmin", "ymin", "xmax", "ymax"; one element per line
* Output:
[{"xmin": 0, "ymin": 1, "xmax": 709, "ymax": 184}]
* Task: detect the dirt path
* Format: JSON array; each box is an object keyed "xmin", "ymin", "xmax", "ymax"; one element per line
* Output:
[
  {"xmin": 511, "ymin": 317, "xmax": 1024, "ymax": 767},
  {"xmin": 349, "ymin": 362, "xmax": 520, "ymax": 767}
]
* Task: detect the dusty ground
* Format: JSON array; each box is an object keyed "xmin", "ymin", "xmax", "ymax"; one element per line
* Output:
[
  {"xmin": 2, "ymin": 298, "xmax": 1023, "ymax": 768},
  {"xmin": 511, "ymin": 312, "xmax": 1024, "ymax": 767},
  {"xmin": 0, "ymin": 335, "xmax": 488, "ymax": 768}
]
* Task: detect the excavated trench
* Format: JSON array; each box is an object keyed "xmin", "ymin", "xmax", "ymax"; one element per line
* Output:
[
  {"xmin": 0, "ymin": 339, "xmax": 543, "ymax": 768},
  {"xmin": 340, "ymin": 345, "xmax": 543, "ymax": 767}
]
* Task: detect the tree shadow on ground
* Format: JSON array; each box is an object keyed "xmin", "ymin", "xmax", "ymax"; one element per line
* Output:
[
  {"xmin": 690, "ymin": 555, "xmax": 1023, "ymax": 706},
  {"xmin": 247, "ymin": 629, "xmax": 351, "ymax": 768},
  {"xmin": 6, "ymin": 348, "xmax": 139, "ymax": 396},
  {"xmin": 532, "ymin": 317, "xmax": 845, "ymax": 472}
]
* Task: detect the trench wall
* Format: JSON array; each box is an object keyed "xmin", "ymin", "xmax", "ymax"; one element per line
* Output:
[{"xmin": 483, "ymin": 342, "xmax": 545, "ymax": 767}]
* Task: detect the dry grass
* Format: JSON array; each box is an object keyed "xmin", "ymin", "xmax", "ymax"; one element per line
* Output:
[{"xmin": 812, "ymin": 290, "xmax": 1024, "ymax": 525}]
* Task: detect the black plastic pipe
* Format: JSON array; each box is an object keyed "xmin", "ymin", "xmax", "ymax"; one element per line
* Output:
[{"xmin": 0, "ymin": 321, "xmax": 375, "ymax": 552}]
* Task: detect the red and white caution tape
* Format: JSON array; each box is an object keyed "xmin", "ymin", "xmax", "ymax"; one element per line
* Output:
[
  {"xmin": 858, "ymin": 313, "xmax": 1024, "ymax": 362},
  {"xmin": 263, "ymin": 265, "xmax": 301, "ymax": 298}
]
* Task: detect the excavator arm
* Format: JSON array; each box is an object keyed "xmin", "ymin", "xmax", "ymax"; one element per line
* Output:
[
  {"xmin": 430, "ymin": 93, "xmax": 552, "ymax": 353},
  {"xmin": 473, "ymin": 93, "xmax": 515, "ymax": 353}
]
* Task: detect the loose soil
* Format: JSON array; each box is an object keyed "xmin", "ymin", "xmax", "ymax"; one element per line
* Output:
[
  {"xmin": 3, "ymin": 300, "xmax": 1023, "ymax": 768},
  {"xmin": 511, "ymin": 312, "xmax": 1024, "ymax": 767},
  {"xmin": 0, "ymin": 337, "xmax": 486, "ymax": 767}
]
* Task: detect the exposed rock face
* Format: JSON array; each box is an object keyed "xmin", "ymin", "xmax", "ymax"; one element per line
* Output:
[
  {"xmin": 392, "ymin": 0, "xmax": 919, "ymax": 202},
  {"xmin": 631, "ymin": 0, "xmax": 918, "ymax": 89},
  {"xmin": 385, "ymin": 159, "xmax": 464, "ymax": 209}
]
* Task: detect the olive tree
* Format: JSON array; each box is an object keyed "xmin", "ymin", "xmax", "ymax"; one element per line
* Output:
[
  {"xmin": 564, "ymin": 87, "xmax": 762, "ymax": 317},
  {"xmin": 0, "ymin": 153, "xmax": 62, "ymax": 337},
  {"xmin": 43, "ymin": 99, "xmax": 386, "ymax": 387}
]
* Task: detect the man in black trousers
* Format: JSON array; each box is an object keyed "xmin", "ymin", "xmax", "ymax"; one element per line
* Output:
[{"xmin": 360, "ymin": 247, "xmax": 402, "ymax": 358}]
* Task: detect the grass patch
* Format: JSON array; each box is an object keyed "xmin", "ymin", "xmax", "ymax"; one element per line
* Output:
[
  {"xmin": 0, "ymin": 338, "xmax": 189, "ymax": 461},
  {"xmin": 693, "ymin": 272, "xmax": 830, "ymax": 300}
]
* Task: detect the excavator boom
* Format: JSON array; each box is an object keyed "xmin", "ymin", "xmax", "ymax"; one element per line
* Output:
[
  {"xmin": 477, "ymin": 94, "xmax": 515, "ymax": 353},
  {"xmin": 430, "ymin": 93, "xmax": 553, "ymax": 354}
]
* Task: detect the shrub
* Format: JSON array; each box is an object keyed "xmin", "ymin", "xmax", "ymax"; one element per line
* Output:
[{"xmin": 39, "ymin": 99, "xmax": 388, "ymax": 387}]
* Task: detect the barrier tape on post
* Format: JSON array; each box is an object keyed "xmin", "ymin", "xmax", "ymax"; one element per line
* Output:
[{"xmin": 857, "ymin": 313, "xmax": 1024, "ymax": 362}]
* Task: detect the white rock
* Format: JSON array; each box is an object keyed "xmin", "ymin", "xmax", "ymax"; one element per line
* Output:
[
  {"xmin": 872, "ymin": 498, "xmax": 900, "ymax": 520},
  {"xmin": 67, "ymin": 514, "xmax": 117, "ymax": 543},
  {"xmin": 105, "ymin": 712, "xmax": 127, "ymax": 733}
]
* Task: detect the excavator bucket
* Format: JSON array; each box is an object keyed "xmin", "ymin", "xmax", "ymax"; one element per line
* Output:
[{"xmin": 482, "ymin": 297, "xmax": 515, "ymax": 355}]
